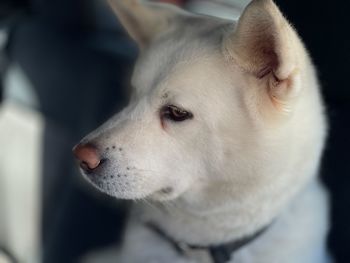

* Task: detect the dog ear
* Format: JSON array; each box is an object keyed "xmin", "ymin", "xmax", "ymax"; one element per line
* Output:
[
  {"xmin": 224, "ymin": 0, "xmax": 302, "ymax": 110},
  {"xmin": 107, "ymin": 0, "xmax": 181, "ymax": 48}
]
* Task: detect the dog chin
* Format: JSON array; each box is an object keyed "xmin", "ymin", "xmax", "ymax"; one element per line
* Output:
[
  {"xmin": 96, "ymin": 185, "xmax": 180, "ymax": 201},
  {"xmin": 82, "ymin": 171, "xmax": 179, "ymax": 201},
  {"xmin": 85, "ymin": 178, "xmax": 149, "ymax": 200}
]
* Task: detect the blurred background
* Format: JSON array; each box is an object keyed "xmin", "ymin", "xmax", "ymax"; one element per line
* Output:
[{"xmin": 0, "ymin": 0, "xmax": 348, "ymax": 262}]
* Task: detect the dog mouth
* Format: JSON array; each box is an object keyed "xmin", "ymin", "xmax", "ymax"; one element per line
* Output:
[
  {"xmin": 82, "ymin": 168, "xmax": 177, "ymax": 200},
  {"xmin": 148, "ymin": 187, "xmax": 178, "ymax": 201}
]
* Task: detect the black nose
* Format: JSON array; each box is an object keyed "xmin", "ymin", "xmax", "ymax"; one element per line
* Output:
[{"xmin": 73, "ymin": 143, "xmax": 101, "ymax": 172}]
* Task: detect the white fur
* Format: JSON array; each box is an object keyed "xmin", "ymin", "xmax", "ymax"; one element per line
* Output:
[{"xmin": 79, "ymin": 0, "xmax": 331, "ymax": 262}]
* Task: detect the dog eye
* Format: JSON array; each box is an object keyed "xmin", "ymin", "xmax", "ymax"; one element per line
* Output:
[{"xmin": 161, "ymin": 105, "xmax": 193, "ymax": 122}]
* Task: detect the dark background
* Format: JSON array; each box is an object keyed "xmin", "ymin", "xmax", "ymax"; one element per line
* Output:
[
  {"xmin": 275, "ymin": 2, "xmax": 350, "ymax": 262},
  {"xmin": 0, "ymin": 0, "xmax": 349, "ymax": 262}
]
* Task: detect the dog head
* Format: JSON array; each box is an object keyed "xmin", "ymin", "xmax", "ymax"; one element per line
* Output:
[{"xmin": 74, "ymin": 0, "xmax": 326, "ymax": 217}]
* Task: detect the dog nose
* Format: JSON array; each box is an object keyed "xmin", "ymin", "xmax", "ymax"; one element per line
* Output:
[{"xmin": 73, "ymin": 143, "xmax": 101, "ymax": 172}]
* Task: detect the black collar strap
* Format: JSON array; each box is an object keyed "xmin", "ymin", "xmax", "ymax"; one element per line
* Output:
[{"xmin": 146, "ymin": 223, "xmax": 270, "ymax": 263}]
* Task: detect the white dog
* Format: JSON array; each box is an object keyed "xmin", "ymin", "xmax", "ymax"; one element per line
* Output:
[{"xmin": 74, "ymin": 0, "xmax": 331, "ymax": 262}]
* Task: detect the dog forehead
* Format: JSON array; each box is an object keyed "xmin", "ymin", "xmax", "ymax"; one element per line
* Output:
[{"xmin": 131, "ymin": 16, "xmax": 234, "ymax": 96}]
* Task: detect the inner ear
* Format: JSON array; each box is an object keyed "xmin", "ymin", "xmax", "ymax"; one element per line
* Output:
[
  {"xmin": 224, "ymin": 0, "xmax": 301, "ymax": 108},
  {"xmin": 227, "ymin": 1, "xmax": 296, "ymax": 81},
  {"xmin": 253, "ymin": 39, "xmax": 279, "ymax": 80}
]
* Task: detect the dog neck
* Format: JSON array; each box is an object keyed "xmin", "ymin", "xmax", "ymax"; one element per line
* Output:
[
  {"xmin": 139, "ymin": 191, "xmax": 277, "ymax": 246},
  {"xmin": 133, "ymin": 179, "xmax": 328, "ymax": 262},
  {"xmin": 139, "ymin": 177, "xmax": 317, "ymax": 247}
]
